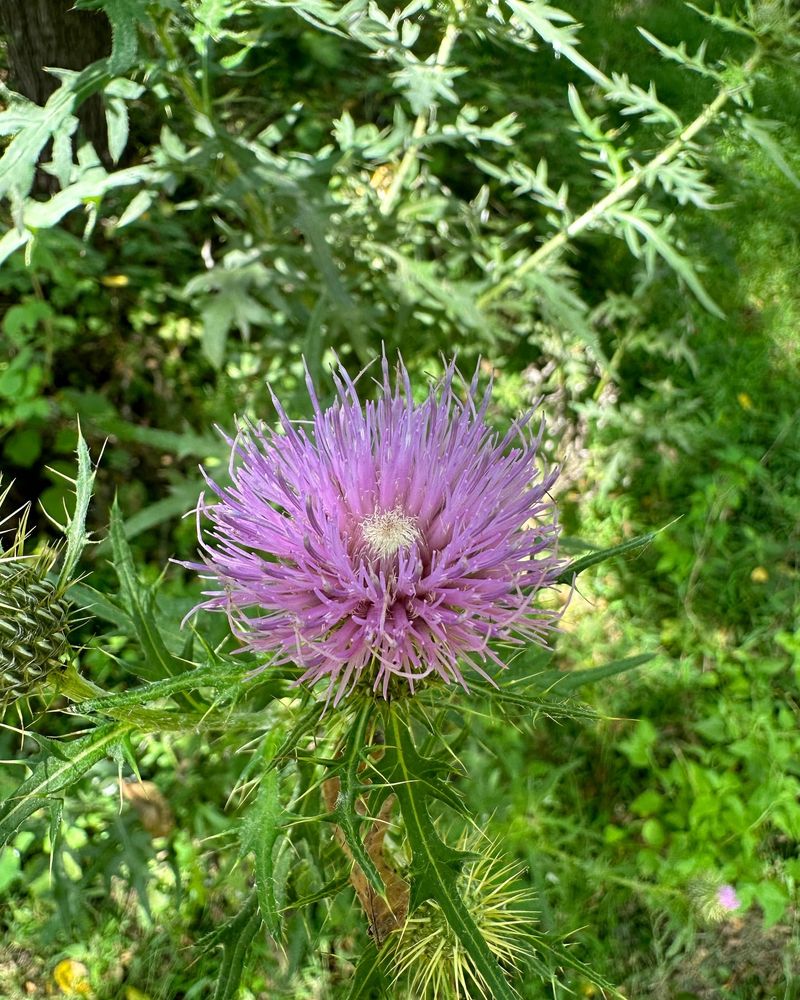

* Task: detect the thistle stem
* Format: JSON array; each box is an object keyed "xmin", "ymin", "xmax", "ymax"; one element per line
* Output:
[
  {"xmin": 379, "ymin": 1, "xmax": 464, "ymax": 217},
  {"xmin": 477, "ymin": 49, "xmax": 762, "ymax": 309},
  {"xmin": 386, "ymin": 710, "xmax": 518, "ymax": 1000}
]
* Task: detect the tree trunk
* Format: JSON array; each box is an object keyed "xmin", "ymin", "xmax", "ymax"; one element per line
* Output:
[{"xmin": 0, "ymin": 0, "xmax": 111, "ymax": 162}]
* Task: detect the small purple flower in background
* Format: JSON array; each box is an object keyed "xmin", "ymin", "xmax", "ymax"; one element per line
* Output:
[
  {"xmin": 689, "ymin": 876, "xmax": 742, "ymax": 923},
  {"xmin": 189, "ymin": 357, "xmax": 562, "ymax": 704},
  {"xmin": 717, "ymin": 884, "xmax": 740, "ymax": 912}
]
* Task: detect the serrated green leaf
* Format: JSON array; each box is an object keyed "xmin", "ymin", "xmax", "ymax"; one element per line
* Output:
[
  {"xmin": 0, "ymin": 62, "xmax": 110, "ymax": 202},
  {"xmin": 0, "ymin": 723, "xmax": 130, "ymax": 848},
  {"xmin": 57, "ymin": 427, "xmax": 96, "ymax": 588},
  {"xmin": 268, "ymin": 699, "xmax": 321, "ymax": 772},
  {"xmin": 345, "ymin": 940, "xmax": 385, "ymax": 1000},
  {"xmin": 49, "ymin": 117, "xmax": 78, "ymax": 188},
  {"xmin": 330, "ymin": 701, "xmax": 386, "ymax": 898},
  {"xmin": 66, "ymin": 659, "xmax": 247, "ymax": 717},
  {"xmin": 22, "ymin": 163, "xmax": 154, "ymax": 230},
  {"xmin": 382, "ymin": 710, "xmax": 517, "ymax": 1000},
  {"xmin": 211, "ymin": 892, "xmax": 263, "ymax": 1000},
  {"xmin": 108, "ymin": 500, "xmax": 184, "ymax": 679},
  {"xmin": 105, "ymin": 96, "xmax": 130, "ymax": 164},
  {"xmin": 685, "ymin": 2, "xmax": 755, "ymax": 38},
  {"xmin": 637, "ymin": 28, "xmax": 719, "ymax": 80},
  {"xmin": 76, "ymin": 0, "xmax": 148, "ymax": 75},
  {"xmin": 241, "ymin": 734, "xmax": 287, "ymax": 939},
  {"xmin": 556, "ymin": 523, "xmax": 677, "ymax": 584}
]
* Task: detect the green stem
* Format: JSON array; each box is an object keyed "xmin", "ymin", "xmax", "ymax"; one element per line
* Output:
[
  {"xmin": 379, "ymin": 2, "xmax": 464, "ymax": 216},
  {"xmin": 387, "ymin": 710, "xmax": 518, "ymax": 1000},
  {"xmin": 154, "ymin": 16, "xmax": 205, "ymax": 115},
  {"xmin": 477, "ymin": 49, "xmax": 762, "ymax": 309},
  {"xmin": 55, "ymin": 664, "xmax": 206, "ymax": 732}
]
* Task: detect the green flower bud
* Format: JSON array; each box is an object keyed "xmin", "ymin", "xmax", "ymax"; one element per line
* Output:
[
  {"xmin": 0, "ymin": 555, "xmax": 73, "ymax": 706},
  {"xmin": 0, "ymin": 485, "xmax": 74, "ymax": 710}
]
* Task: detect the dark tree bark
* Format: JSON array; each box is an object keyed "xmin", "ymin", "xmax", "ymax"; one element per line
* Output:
[{"xmin": 0, "ymin": 0, "xmax": 111, "ymax": 162}]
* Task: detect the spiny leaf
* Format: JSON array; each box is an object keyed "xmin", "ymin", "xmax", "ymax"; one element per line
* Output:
[
  {"xmin": 685, "ymin": 2, "xmax": 756, "ymax": 38},
  {"xmin": 269, "ymin": 698, "xmax": 322, "ymax": 770},
  {"xmin": 0, "ymin": 63, "xmax": 110, "ymax": 202},
  {"xmin": 345, "ymin": 940, "xmax": 386, "ymax": 1000},
  {"xmin": 21, "ymin": 163, "xmax": 155, "ymax": 230},
  {"xmin": 0, "ymin": 723, "xmax": 131, "ymax": 848},
  {"xmin": 382, "ymin": 709, "xmax": 518, "ymax": 1000},
  {"xmin": 637, "ymin": 28, "xmax": 720, "ymax": 80},
  {"xmin": 65, "ymin": 660, "xmax": 248, "ymax": 717},
  {"xmin": 57, "ymin": 427, "xmax": 96, "ymax": 588},
  {"xmin": 240, "ymin": 734, "xmax": 287, "ymax": 939},
  {"xmin": 461, "ymin": 684, "xmax": 599, "ymax": 722},
  {"xmin": 211, "ymin": 892, "xmax": 263, "ymax": 1000},
  {"xmin": 108, "ymin": 500, "xmax": 184, "ymax": 680},
  {"xmin": 75, "ymin": 0, "xmax": 149, "ymax": 75},
  {"xmin": 330, "ymin": 700, "xmax": 385, "ymax": 898},
  {"xmin": 56, "ymin": 666, "xmax": 210, "ymax": 731},
  {"xmin": 555, "ymin": 522, "xmax": 679, "ymax": 584}
]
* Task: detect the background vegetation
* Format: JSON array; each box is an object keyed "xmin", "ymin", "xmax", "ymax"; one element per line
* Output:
[{"xmin": 1, "ymin": 0, "xmax": 798, "ymax": 997}]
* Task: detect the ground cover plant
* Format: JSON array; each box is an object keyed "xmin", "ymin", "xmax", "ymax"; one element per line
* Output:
[{"xmin": 1, "ymin": 0, "xmax": 799, "ymax": 997}]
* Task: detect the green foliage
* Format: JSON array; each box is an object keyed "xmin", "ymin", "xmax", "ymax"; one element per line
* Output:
[
  {"xmin": 1, "ymin": 0, "xmax": 799, "ymax": 996},
  {"xmin": 382, "ymin": 710, "xmax": 518, "ymax": 1000}
]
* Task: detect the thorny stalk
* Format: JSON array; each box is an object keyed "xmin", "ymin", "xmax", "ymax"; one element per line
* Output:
[{"xmin": 477, "ymin": 50, "xmax": 763, "ymax": 309}]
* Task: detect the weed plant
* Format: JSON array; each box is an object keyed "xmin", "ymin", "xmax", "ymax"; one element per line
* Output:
[{"xmin": 1, "ymin": 1, "xmax": 799, "ymax": 997}]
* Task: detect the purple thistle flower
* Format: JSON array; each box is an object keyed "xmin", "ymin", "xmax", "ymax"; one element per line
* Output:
[
  {"xmin": 717, "ymin": 884, "xmax": 740, "ymax": 912},
  {"xmin": 189, "ymin": 357, "xmax": 563, "ymax": 704}
]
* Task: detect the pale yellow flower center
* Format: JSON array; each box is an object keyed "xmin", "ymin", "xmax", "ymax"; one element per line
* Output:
[{"xmin": 361, "ymin": 507, "xmax": 419, "ymax": 558}]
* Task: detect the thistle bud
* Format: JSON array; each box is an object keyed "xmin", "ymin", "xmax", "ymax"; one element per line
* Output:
[
  {"xmin": 688, "ymin": 874, "xmax": 742, "ymax": 923},
  {"xmin": 0, "ymin": 489, "xmax": 74, "ymax": 710},
  {"xmin": 387, "ymin": 842, "xmax": 536, "ymax": 999}
]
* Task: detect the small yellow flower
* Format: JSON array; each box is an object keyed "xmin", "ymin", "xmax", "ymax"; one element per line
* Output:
[
  {"xmin": 53, "ymin": 959, "xmax": 92, "ymax": 997},
  {"xmin": 750, "ymin": 566, "xmax": 769, "ymax": 583},
  {"xmin": 737, "ymin": 392, "xmax": 753, "ymax": 411},
  {"xmin": 369, "ymin": 163, "xmax": 395, "ymax": 195}
]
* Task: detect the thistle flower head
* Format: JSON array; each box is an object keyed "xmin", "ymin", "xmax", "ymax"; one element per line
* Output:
[
  {"xmin": 689, "ymin": 875, "xmax": 742, "ymax": 923},
  {"xmin": 190, "ymin": 357, "xmax": 562, "ymax": 703}
]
